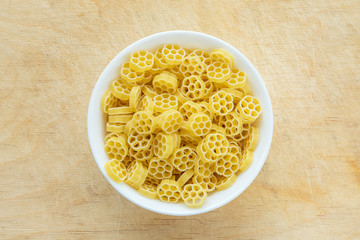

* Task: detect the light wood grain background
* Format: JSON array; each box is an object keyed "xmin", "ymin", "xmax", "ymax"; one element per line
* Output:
[{"xmin": 0, "ymin": 0, "xmax": 359, "ymax": 239}]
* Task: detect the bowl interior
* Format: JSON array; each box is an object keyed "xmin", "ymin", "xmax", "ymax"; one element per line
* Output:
[{"xmin": 87, "ymin": 31, "xmax": 273, "ymax": 216}]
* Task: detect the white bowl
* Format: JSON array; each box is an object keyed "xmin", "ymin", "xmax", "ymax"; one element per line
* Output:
[{"xmin": 87, "ymin": 31, "xmax": 273, "ymax": 216}]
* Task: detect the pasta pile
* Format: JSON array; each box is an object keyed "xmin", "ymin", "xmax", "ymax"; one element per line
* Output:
[{"xmin": 101, "ymin": 44, "xmax": 261, "ymax": 208}]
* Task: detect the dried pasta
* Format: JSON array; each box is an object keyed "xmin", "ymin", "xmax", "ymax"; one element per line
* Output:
[{"xmin": 101, "ymin": 44, "xmax": 262, "ymax": 208}]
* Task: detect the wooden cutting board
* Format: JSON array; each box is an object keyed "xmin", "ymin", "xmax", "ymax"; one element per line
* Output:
[{"xmin": 0, "ymin": 0, "xmax": 359, "ymax": 239}]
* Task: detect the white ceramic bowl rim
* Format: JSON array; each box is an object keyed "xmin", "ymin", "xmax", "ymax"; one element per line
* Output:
[{"xmin": 87, "ymin": 30, "xmax": 273, "ymax": 216}]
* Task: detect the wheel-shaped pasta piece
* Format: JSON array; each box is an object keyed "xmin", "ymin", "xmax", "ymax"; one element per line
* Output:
[
  {"xmin": 154, "ymin": 48, "xmax": 174, "ymax": 68},
  {"xmin": 170, "ymin": 133, "xmax": 181, "ymax": 150},
  {"xmin": 110, "ymin": 79, "xmax": 131, "ymax": 101},
  {"xmin": 228, "ymin": 141, "xmax": 243, "ymax": 168},
  {"xmin": 181, "ymin": 184, "xmax": 207, "ymax": 207},
  {"xmin": 142, "ymin": 85, "xmax": 158, "ymax": 99},
  {"xmin": 225, "ymin": 69, "xmax": 247, "ymax": 89},
  {"xmin": 122, "ymin": 156, "xmax": 134, "ymax": 168},
  {"xmin": 178, "ymin": 100, "xmax": 202, "ymax": 121},
  {"xmin": 101, "ymin": 89, "xmax": 118, "ymax": 113},
  {"xmin": 126, "ymin": 160, "xmax": 147, "ymax": 189},
  {"xmin": 229, "ymin": 123, "xmax": 251, "ymax": 141},
  {"xmin": 239, "ymin": 150, "xmax": 254, "ymax": 172},
  {"xmin": 129, "ymin": 86, "xmax": 142, "ymax": 112},
  {"xmin": 138, "ymin": 180, "xmax": 158, "ymax": 199},
  {"xmin": 106, "ymin": 122, "xmax": 126, "ymax": 134},
  {"xmin": 203, "ymin": 132, "xmax": 229, "ymax": 157},
  {"xmin": 120, "ymin": 63, "xmax": 145, "ymax": 83},
  {"xmin": 108, "ymin": 106, "xmax": 133, "ymax": 115},
  {"xmin": 153, "ymin": 132, "xmax": 174, "ymax": 159},
  {"xmin": 105, "ymin": 132, "xmax": 121, "ymax": 143},
  {"xmin": 137, "ymin": 95, "xmax": 155, "ymax": 113},
  {"xmin": 193, "ymin": 174, "xmax": 217, "ymax": 192},
  {"xmin": 132, "ymin": 110, "xmax": 156, "ymax": 134},
  {"xmin": 208, "ymin": 124, "xmax": 227, "ymax": 135},
  {"xmin": 170, "ymin": 146, "xmax": 197, "ymax": 172},
  {"xmin": 108, "ymin": 114, "xmax": 133, "ymax": 124},
  {"xmin": 148, "ymin": 158, "xmax": 173, "ymax": 180},
  {"xmin": 129, "ymin": 50, "xmax": 154, "ymax": 72},
  {"xmin": 141, "ymin": 71, "xmax": 154, "ymax": 84},
  {"xmin": 215, "ymin": 174, "xmax": 237, "ymax": 191},
  {"xmin": 210, "ymin": 48, "xmax": 234, "ymax": 68},
  {"xmin": 221, "ymin": 88, "xmax": 245, "ymax": 104},
  {"xmin": 104, "ymin": 159, "xmax": 127, "ymax": 183},
  {"xmin": 206, "ymin": 61, "xmax": 231, "ymax": 83},
  {"xmin": 153, "ymin": 93, "xmax": 178, "ymax": 113},
  {"xmin": 152, "ymin": 71, "xmax": 178, "ymax": 94},
  {"xmin": 198, "ymin": 101, "xmax": 214, "ymax": 121},
  {"xmin": 236, "ymin": 95, "xmax": 262, "ymax": 123},
  {"xmin": 157, "ymin": 179, "xmax": 182, "ymax": 203},
  {"xmin": 124, "ymin": 119, "xmax": 134, "ymax": 136},
  {"xmin": 215, "ymin": 153, "xmax": 240, "ymax": 177},
  {"xmin": 177, "ymin": 169, "xmax": 194, "ymax": 187},
  {"xmin": 187, "ymin": 113, "xmax": 212, "ymax": 137},
  {"xmin": 180, "ymin": 55, "xmax": 206, "ymax": 78},
  {"xmin": 242, "ymin": 127, "xmax": 259, "ymax": 151},
  {"xmin": 196, "ymin": 139, "xmax": 220, "ymax": 163},
  {"xmin": 179, "ymin": 129, "xmax": 202, "ymax": 147},
  {"xmin": 180, "ymin": 75, "xmax": 206, "ymax": 100},
  {"xmin": 161, "ymin": 44, "xmax": 186, "ymax": 65},
  {"xmin": 144, "ymin": 175, "xmax": 161, "ymax": 187},
  {"xmin": 173, "ymin": 89, "xmax": 186, "ymax": 104},
  {"xmin": 209, "ymin": 90, "xmax": 234, "ymax": 116},
  {"xmin": 194, "ymin": 157, "xmax": 215, "ymax": 178},
  {"xmin": 158, "ymin": 109, "xmax": 183, "ymax": 134},
  {"xmin": 218, "ymin": 111, "xmax": 243, "ymax": 136},
  {"xmin": 188, "ymin": 49, "xmax": 211, "ymax": 66},
  {"xmin": 129, "ymin": 147, "xmax": 153, "ymax": 162},
  {"xmin": 127, "ymin": 130, "xmax": 154, "ymax": 151},
  {"xmin": 200, "ymin": 74, "xmax": 215, "ymax": 100},
  {"xmin": 104, "ymin": 136, "xmax": 128, "ymax": 161}
]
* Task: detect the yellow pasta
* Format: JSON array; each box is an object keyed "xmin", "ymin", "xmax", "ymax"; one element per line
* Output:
[
  {"xmin": 108, "ymin": 114, "xmax": 133, "ymax": 124},
  {"xmin": 108, "ymin": 106, "xmax": 133, "ymax": 115},
  {"xmin": 217, "ymin": 111, "xmax": 243, "ymax": 136},
  {"xmin": 126, "ymin": 160, "xmax": 148, "ymax": 189},
  {"xmin": 209, "ymin": 90, "xmax": 234, "ymax": 116},
  {"xmin": 177, "ymin": 169, "xmax": 194, "ymax": 187},
  {"xmin": 193, "ymin": 174, "xmax": 217, "ymax": 192},
  {"xmin": 120, "ymin": 63, "xmax": 144, "ymax": 83},
  {"xmin": 153, "ymin": 93, "xmax": 178, "ymax": 113},
  {"xmin": 178, "ymin": 100, "xmax": 202, "ymax": 121},
  {"xmin": 104, "ymin": 159, "xmax": 127, "ymax": 183},
  {"xmin": 206, "ymin": 61, "xmax": 231, "ymax": 83},
  {"xmin": 187, "ymin": 113, "xmax": 212, "ymax": 137},
  {"xmin": 101, "ymin": 45, "xmax": 262, "ymax": 208},
  {"xmin": 153, "ymin": 132, "xmax": 174, "ymax": 159},
  {"xmin": 170, "ymin": 146, "xmax": 197, "ymax": 172},
  {"xmin": 157, "ymin": 179, "xmax": 182, "ymax": 203},
  {"xmin": 161, "ymin": 44, "xmax": 186, "ymax": 65},
  {"xmin": 236, "ymin": 95, "xmax": 262, "ymax": 123},
  {"xmin": 132, "ymin": 110, "xmax": 156, "ymax": 134},
  {"xmin": 129, "ymin": 86, "xmax": 142, "ymax": 112},
  {"xmin": 215, "ymin": 153, "xmax": 240, "ymax": 177},
  {"xmin": 129, "ymin": 50, "xmax": 154, "ymax": 72},
  {"xmin": 138, "ymin": 180, "xmax": 158, "ymax": 199},
  {"xmin": 180, "ymin": 55, "xmax": 206, "ymax": 77},
  {"xmin": 104, "ymin": 136, "xmax": 128, "ymax": 161},
  {"xmin": 158, "ymin": 109, "xmax": 183, "ymax": 134},
  {"xmin": 210, "ymin": 48, "xmax": 234, "ymax": 68},
  {"xmin": 181, "ymin": 184, "xmax": 207, "ymax": 207},
  {"xmin": 180, "ymin": 75, "xmax": 206, "ymax": 100},
  {"xmin": 215, "ymin": 174, "xmax": 237, "ymax": 191},
  {"xmin": 203, "ymin": 132, "xmax": 229, "ymax": 157},
  {"xmin": 106, "ymin": 122, "xmax": 125, "ymax": 134},
  {"xmin": 127, "ymin": 130, "xmax": 154, "ymax": 151},
  {"xmin": 243, "ymin": 127, "xmax": 259, "ymax": 151},
  {"xmin": 225, "ymin": 69, "xmax": 247, "ymax": 89},
  {"xmin": 152, "ymin": 71, "xmax": 178, "ymax": 94}
]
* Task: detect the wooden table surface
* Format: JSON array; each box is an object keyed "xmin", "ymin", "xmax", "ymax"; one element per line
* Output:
[{"xmin": 1, "ymin": 0, "xmax": 359, "ymax": 239}]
